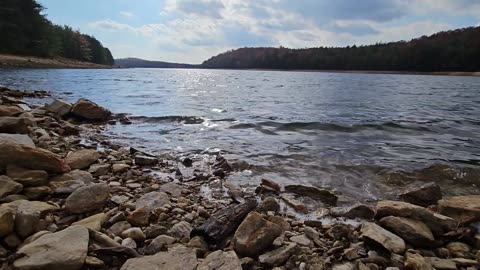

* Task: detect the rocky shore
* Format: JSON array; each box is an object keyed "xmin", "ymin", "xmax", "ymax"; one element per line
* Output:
[{"xmin": 0, "ymin": 85, "xmax": 479, "ymax": 270}]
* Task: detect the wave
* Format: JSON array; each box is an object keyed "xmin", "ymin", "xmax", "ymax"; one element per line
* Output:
[{"xmin": 130, "ymin": 115, "xmax": 205, "ymax": 124}]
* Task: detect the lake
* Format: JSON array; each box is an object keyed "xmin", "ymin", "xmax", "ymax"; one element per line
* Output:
[{"xmin": 1, "ymin": 68, "xmax": 480, "ymax": 203}]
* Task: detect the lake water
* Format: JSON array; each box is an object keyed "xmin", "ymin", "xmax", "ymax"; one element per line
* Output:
[{"xmin": 1, "ymin": 68, "xmax": 480, "ymax": 203}]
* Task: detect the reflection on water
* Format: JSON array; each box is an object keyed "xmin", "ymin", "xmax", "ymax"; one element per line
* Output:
[{"xmin": 1, "ymin": 68, "xmax": 480, "ymax": 202}]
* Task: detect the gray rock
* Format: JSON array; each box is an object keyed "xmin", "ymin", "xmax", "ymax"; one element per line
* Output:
[
  {"xmin": 399, "ymin": 182, "xmax": 442, "ymax": 207},
  {"xmin": 380, "ymin": 216, "xmax": 435, "ymax": 248},
  {"xmin": 134, "ymin": 191, "xmax": 170, "ymax": 211},
  {"xmin": 65, "ymin": 149, "xmax": 100, "ymax": 170},
  {"xmin": 258, "ymin": 197, "xmax": 280, "ymax": 213},
  {"xmin": 0, "ymin": 175, "xmax": 23, "ymax": 199},
  {"xmin": 425, "ymin": 257, "xmax": 457, "ymax": 270},
  {"xmin": 88, "ymin": 164, "xmax": 111, "ymax": 176},
  {"xmin": 120, "ymin": 227, "xmax": 146, "ymax": 242},
  {"xmin": 107, "ymin": 221, "xmax": 131, "ymax": 236},
  {"xmin": 197, "ymin": 250, "xmax": 242, "ymax": 270},
  {"xmin": 361, "ymin": 222, "xmax": 406, "ymax": 254},
  {"xmin": 45, "ymin": 99, "xmax": 72, "ymax": 117},
  {"xmin": 145, "ymin": 235, "xmax": 176, "ymax": 255},
  {"xmin": 284, "ymin": 185, "xmax": 338, "ymax": 205},
  {"xmin": 0, "ymin": 116, "xmax": 32, "ymax": 134},
  {"xmin": 6, "ymin": 200, "xmax": 58, "ymax": 238},
  {"xmin": 168, "ymin": 221, "xmax": 192, "ymax": 241},
  {"xmin": 112, "ymin": 163, "xmax": 130, "ymax": 173},
  {"xmin": 135, "ymin": 155, "xmax": 159, "ymax": 166},
  {"xmin": 121, "ymin": 238, "xmax": 137, "ymax": 249},
  {"xmin": 71, "ymin": 98, "xmax": 111, "ymax": 121},
  {"xmin": 330, "ymin": 203, "xmax": 375, "ymax": 219},
  {"xmin": 6, "ymin": 164, "xmax": 48, "ymax": 187},
  {"xmin": 22, "ymin": 186, "xmax": 51, "ymax": 200},
  {"xmin": 259, "ymin": 243, "xmax": 298, "ymax": 267},
  {"xmin": 0, "ymin": 133, "xmax": 34, "ymax": 147},
  {"xmin": 72, "ymin": 213, "xmax": 107, "ymax": 231},
  {"xmin": 290, "ymin": 234, "xmax": 311, "ymax": 246},
  {"xmin": 65, "ymin": 183, "xmax": 109, "ymax": 214},
  {"xmin": 120, "ymin": 246, "xmax": 197, "ymax": 270},
  {"xmin": 160, "ymin": 182, "xmax": 183, "ymax": 197}
]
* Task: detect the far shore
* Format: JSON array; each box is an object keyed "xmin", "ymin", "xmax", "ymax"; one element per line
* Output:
[{"xmin": 0, "ymin": 54, "xmax": 113, "ymax": 69}]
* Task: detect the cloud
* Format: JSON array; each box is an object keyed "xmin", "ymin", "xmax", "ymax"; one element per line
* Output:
[
  {"xmin": 89, "ymin": 19, "xmax": 135, "ymax": 32},
  {"xmin": 165, "ymin": 0, "xmax": 225, "ymax": 19},
  {"xmin": 120, "ymin": 11, "xmax": 134, "ymax": 18}
]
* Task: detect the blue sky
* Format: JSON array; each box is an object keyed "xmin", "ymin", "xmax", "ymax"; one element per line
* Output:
[{"xmin": 38, "ymin": 0, "xmax": 480, "ymax": 64}]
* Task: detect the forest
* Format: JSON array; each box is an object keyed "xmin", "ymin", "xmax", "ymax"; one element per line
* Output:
[
  {"xmin": 202, "ymin": 26, "xmax": 480, "ymax": 72},
  {"xmin": 0, "ymin": 0, "xmax": 114, "ymax": 66}
]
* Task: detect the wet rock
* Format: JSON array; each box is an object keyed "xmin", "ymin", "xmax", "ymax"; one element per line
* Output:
[
  {"xmin": 13, "ymin": 225, "xmax": 89, "ymax": 270},
  {"xmin": 22, "ymin": 186, "xmax": 51, "ymax": 200},
  {"xmin": 6, "ymin": 165, "xmax": 48, "ymax": 187},
  {"xmin": 233, "ymin": 211, "xmax": 282, "ymax": 257},
  {"xmin": 0, "ymin": 143, "xmax": 70, "ymax": 173},
  {"xmin": 71, "ymin": 98, "xmax": 111, "ymax": 121},
  {"xmin": 168, "ymin": 221, "xmax": 192, "ymax": 241},
  {"xmin": 160, "ymin": 182, "xmax": 183, "ymax": 197},
  {"xmin": 0, "ymin": 205, "xmax": 14, "ymax": 236},
  {"xmin": 261, "ymin": 178, "xmax": 281, "ymax": 193},
  {"xmin": 0, "ymin": 175, "xmax": 23, "ymax": 199},
  {"xmin": 0, "ymin": 116, "xmax": 32, "ymax": 134},
  {"xmin": 6, "ymin": 200, "xmax": 58, "ymax": 238},
  {"xmin": 425, "ymin": 257, "xmax": 457, "ymax": 270},
  {"xmin": 399, "ymin": 182, "xmax": 442, "ymax": 207},
  {"xmin": 405, "ymin": 253, "xmax": 432, "ymax": 270},
  {"xmin": 268, "ymin": 216, "xmax": 291, "ymax": 233},
  {"xmin": 112, "ymin": 163, "xmax": 130, "ymax": 173},
  {"xmin": 134, "ymin": 191, "xmax": 170, "ymax": 211},
  {"xmin": 280, "ymin": 194, "xmax": 308, "ymax": 214},
  {"xmin": 72, "ymin": 213, "xmax": 107, "ymax": 231},
  {"xmin": 65, "ymin": 183, "xmax": 110, "ymax": 214},
  {"xmin": 361, "ymin": 222, "xmax": 406, "ymax": 254},
  {"xmin": 380, "ymin": 216, "xmax": 435, "ymax": 248},
  {"xmin": 127, "ymin": 207, "xmax": 150, "ymax": 227},
  {"xmin": 145, "ymin": 235, "xmax": 176, "ymax": 255},
  {"xmin": 446, "ymin": 242, "xmax": 472, "ymax": 258},
  {"xmin": 121, "ymin": 227, "xmax": 146, "ymax": 242},
  {"xmin": 135, "ymin": 155, "xmax": 159, "ymax": 166},
  {"xmin": 290, "ymin": 234, "xmax": 311, "ymax": 246},
  {"xmin": 45, "ymin": 99, "xmax": 72, "ymax": 117},
  {"xmin": 88, "ymin": 164, "xmax": 111, "ymax": 176},
  {"xmin": 65, "ymin": 149, "xmax": 100, "ymax": 170},
  {"xmin": 0, "ymin": 133, "xmax": 35, "ymax": 147},
  {"xmin": 120, "ymin": 246, "xmax": 197, "ymax": 270},
  {"xmin": 284, "ymin": 185, "xmax": 338, "ymax": 205},
  {"xmin": 258, "ymin": 197, "xmax": 281, "ymax": 213},
  {"xmin": 197, "ymin": 250, "xmax": 242, "ymax": 270},
  {"xmin": 438, "ymin": 195, "xmax": 480, "ymax": 224},
  {"xmin": 0, "ymin": 105, "xmax": 23, "ymax": 116},
  {"xmin": 330, "ymin": 203, "xmax": 375, "ymax": 219}
]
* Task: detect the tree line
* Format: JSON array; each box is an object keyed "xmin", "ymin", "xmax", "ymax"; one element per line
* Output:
[
  {"xmin": 202, "ymin": 26, "xmax": 480, "ymax": 72},
  {"xmin": 0, "ymin": 0, "xmax": 114, "ymax": 65}
]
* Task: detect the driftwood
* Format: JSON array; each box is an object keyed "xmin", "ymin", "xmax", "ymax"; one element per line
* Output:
[{"xmin": 191, "ymin": 199, "xmax": 257, "ymax": 246}]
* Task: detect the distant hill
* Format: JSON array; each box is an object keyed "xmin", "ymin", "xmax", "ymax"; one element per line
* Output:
[
  {"xmin": 202, "ymin": 26, "xmax": 480, "ymax": 72},
  {"xmin": 115, "ymin": 58, "xmax": 200, "ymax": 68}
]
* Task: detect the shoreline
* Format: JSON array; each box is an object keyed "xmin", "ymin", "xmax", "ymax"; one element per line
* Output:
[
  {"xmin": 0, "ymin": 54, "xmax": 113, "ymax": 69},
  {"xmin": 0, "ymin": 86, "xmax": 479, "ymax": 269}
]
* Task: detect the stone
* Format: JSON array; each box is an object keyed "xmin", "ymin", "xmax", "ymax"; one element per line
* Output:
[
  {"xmin": 233, "ymin": 211, "xmax": 282, "ymax": 257},
  {"xmin": 280, "ymin": 194, "xmax": 308, "ymax": 214},
  {"xmin": 258, "ymin": 197, "xmax": 281, "ymax": 213},
  {"xmin": 0, "ymin": 176, "xmax": 23, "ymax": 199},
  {"xmin": 35, "ymin": 128, "xmax": 50, "ymax": 141},
  {"xmin": 107, "ymin": 221, "xmax": 131, "ymax": 236},
  {"xmin": 405, "ymin": 253, "xmax": 432, "ymax": 270},
  {"xmin": 71, "ymin": 98, "xmax": 111, "ymax": 121},
  {"xmin": 0, "ymin": 105, "xmax": 23, "ymax": 116},
  {"xmin": 50, "ymin": 170, "xmax": 93, "ymax": 194},
  {"xmin": 0, "ymin": 133, "xmax": 34, "ymax": 147},
  {"xmin": 22, "ymin": 186, "xmax": 51, "ymax": 200},
  {"xmin": 146, "ymin": 225, "xmax": 168, "ymax": 239},
  {"xmin": 160, "ymin": 182, "xmax": 183, "ymax": 197},
  {"xmin": 13, "ymin": 225, "xmax": 89, "ymax": 270},
  {"xmin": 134, "ymin": 191, "xmax": 170, "ymax": 211},
  {"xmin": 0, "ymin": 205, "xmax": 14, "ymax": 236},
  {"xmin": 361, "ymin": 222, "xmax": 406, "ymax": 254},
  {"xmin": 112, "ymin": 163, "xmax": 130, "ymax": 173},
  {"xmin": 145, "ymin": 235, "xmax": 176, "ymax": 255},
  {"xmin": 284, "ymin": 185, "xmax": 338, "ymax": 205},
  {"xmin": 121, "ymin": 227, "xmax": 146, "ymax": 242},
  {"xmin": 197, "ymin": 250, "xmax": 242, "ymax": 270},
  {"xmin": 261, "ymin": 179, "xmax": 281, "ymax": 193},
  {"xmin": 0, "ymin": 143, "xmax": 70, "ymax": 173},
  {"xmin": 380, "ymin": 216, "xmax": 435, "ymax": 248},
  {"xmin": 188, "ymin": 236, "xmax": 208, "ymax": 257},
  {"xmin": 85, "ymin": 256, "xmax": 104, "ymax": 268},
  {"xmin": 127, "ymin": 207, "xmax": 150, "ymax": 227},
  {"xmin": 399, "ymin": 182, "xmax": 442, "ymax": 207},
  {"xmin": 5, "ymin": 233, "xmax": 22, "ymax": 248},
  {"xmin": 438, "ymin": 195, "xmax": 480, "ymax": 224},
  {"xmin": 6, "ymin": 200, "xmax": 59, "ymax": 238},
  {"xmin": 6, "ymin": 165, "xmax": 48, "ymax": 187},
  {"xmin": 65, "ymin": 183, "xmax": 110, "ymax": 214},
  {"xmin": 290, "ymin": 234, "xmax": 311, "ymax": 246},
  {"xmin": 45, "ymin": 99, "xmax": 72, "ymax": 116},
  {"xmin": 72, "ymin": 213, "xmax": 107, "ymax": 231},
  {"xmin": 0, "ymin": 116, "xmax": 31, "ymax": 134},
  {"xmin": 330, "ymin": 203, "xmax": 375, "ymax": 219},
  {"xmin": 446, "ymin": 242, "xmax": 471, "ymax": 258},
  {"xmin": 111, "ymin": 195, "xmax": 130, "ymax": 205},
  {"xmin": 168, "ymin": 221, "xmax": 192, "ymax": 241},
  {"xmin": 88, "ymin": 164, "xmax": 110, "ymax": 176},
  {"xmin": 451, "ymin": 258, "xmax": 480, "ymax": 267},
  {"xmin": 65, "ymin": 149, "xmax": 100, "ymax": 170},
  {"xmin": 121, "ymin": 238, "xmax": 137, "ymax": 249},
  {"xmin": 425, "ymin": 257, "xmax": 457, "ymax": 270},
  {"xmin": 120, "ymin": 246, "xmax": 197, "ymax": 270},
  {"xmin": 268, "ymin": 216, "xmax": 291, "ymax": 233},
  {"xmin": 135, "ymin": 155, "xmax": 159, "ymax": 166}
]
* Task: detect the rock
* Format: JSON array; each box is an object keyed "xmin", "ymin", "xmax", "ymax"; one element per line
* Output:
[
  {"xmin": 405, "ymin": 253, "xmax": 432, "ymax": 270},
  {"xmin": 425, "ymin": 257, "xmax": 457, "ymax": 270},
  {"xmin": 333, "ymin": 262, "xmax": 355, "ymax": 270},
  {"xmin": 380, "ymin": 216, "xmax": 435, "ymax": 248},
  {"xmin": 134, "ymin": 192, "xmax": 170, "ymax": 211},
  {"xmin": 0, "ymin": 143, "xmax": 70, "ymax": 173},
  {"xmin": 290, "ymin": 234, "xmax": 312, "ymax": 246},
  {"xmin": 233, "ymin": 211, "xmax": 282, "ymax": 257},
  {"xmin": 85, "ymin": 256, "xmax": 105, "ymax": 268},
  {"xmin": 330, "ymin": 203, "xmax": 375, "ymax": 219},
  {"xmin": 280, "ymin": 194, "xmax": 308, "ymax": 214},
  {"xmin": 112, "ymin": 163, "xmax": 130, "ymax": 173},
  {"xmin": 0, "ymin": 105, "xmax": 23, "ymax": 116},
  {"xmin": 50, "ymin": 180, "xmax": 86, "ymax": 194},
  {"xmin": 188, "ymin": 236, "xmax": 208, "ymax": 257},
  {"xmin": 268, "ymin": 216, "xmax": 291, "ymax": 233},
  {"xmin": 438, "ymin": 195, "xmax": 480, "ymax": 224},
  {"xmin": 127, "ymin": 207, "xmax": 150, "ymax": 227},
  {"xmin": 107, "ymin": 221, "xmax": 131, "ymax": 236},
  {"xmin": 258, "ymin": 197, "xmax": 281, "ymax": 213},
  {"xmin": 261, "ymin": 179, "xmax": 281, "ymax": 193},
  {"xmin": 35, "ymin": 128, "xmax": 50, "ymax": 141},
  {"xmin": 160, "ymin": 182, "xmax": 183, "ymax": 197},
  {"xmin": 121, "ymin": 237, "xmax": 137, "ymax": 249},
  {"xmin": 120, "ymin": 246, "xmax": 197, "ymax": 270},
  {"xmin": 51, "ymin": 169, "xmax": 93, "ymax": 184},
  {"xmin": 71, "ymin": 98, "xmax": 111, "ymax": 121},
  {"xmin": 13, "ymin": 225, "xmax": 89, "ymax": 270},
  {"xmin": 65, "ymin": 149, "xmax": 100, "ymax": 170},
  {"xmin": 197, "ymin": 250, "xmax": 242, "ymax": 270},
  {"xmin": 0, "ymin": 116, "xmax": 32, "ymax": 134},
  {"xmin": 146, "ymin": 225, "xmax": 168, "ymax": 239},
  {"xmin": 65, "ymin": 183, "xmax": 110, "ymax": 214},
  {"xmin": 145, "ymin": 235, "xmax": 176, "ymax": 255},
  {"xmin": 88, "ymin": 164, "xmax": 111, "ymax": 176},
  {"xmin": 451, "ymin": 258, "xmax": 480, "ymax": 267},
  {"xmin": 72, "ymin": 213, "xmax": 107, "ymax": 231},
  {"xmin": 446, "ymin": 242, "xmax": 471, "ymax": 258},
  {"xmin": 50, "ymin": 170, "xmax": 93, "ymax": 194},
  {"xmin": 361, "ymin": 222, "xmax": 406, "ymax": 254},
  {"xmin": 284, "ymin": 185, "xmax": 338, "ymax": 205},
  {"xmin": 121, "ymin": 227, "xmax": 146, "ymax": 242},
  {"xmin": 399, "ymin": 182, "xmax": 442, "ymax": 207},
  {"xmin": 135, "ymin": 155, "xmax": 159, "ymax": 166},
  {"xmin": 168, "ymin": 221, "xmax": 192, "ymax": 241},
  {"xmin": 0, "ymin": 133, "xmax": 34, "ymax": 147},
  {"xmin": 22, "ymin": 186, "xmax": 51, "ymax": 200},
  {"xmin": 0, "ymin": 175, "xmax": 23, "ymax": 199},
  {"xmin": 45, "ymin": 99, "xmax": 72, "ymax": 116},
  {"xmin": 0, "ymin": 205, "xmax": 14, "ymax": 236},
  {"xmin": 6, "ymin": 200, "xmax": 58, "ymax": 238},
  {"xmin": 111, "ymin": 195, "xmax": 130, "ymax": 205},
  {"xmin": 6, "ymin": 165, "xmax": 48, "ymax": 187}
]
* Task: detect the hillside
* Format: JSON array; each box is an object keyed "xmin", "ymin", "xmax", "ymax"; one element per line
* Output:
[
  {"xmin": 115, "ymin": 58, "xmax": 200, "ymax": 68},
  {"xmin": 202, "ymin": 26, "xmax": 480, "ymax": 72}
]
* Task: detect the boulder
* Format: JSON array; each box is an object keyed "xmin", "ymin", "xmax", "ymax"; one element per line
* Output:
[
  {"xmin": 65, "ymin": 183, "xmax": 109, "ymax": 214},
  {"xmin": 168, "ymin": 221, "xmax": 192, "ymax": 241},
  {"xmin": 134, "ymin": 192, "xmax": 170, "ymax": 211},
  {"xmin": 71, "ymin": 98, "xmax": 111, "ymax": 121},
  {"xmin": 290, "ymin": 234, "xmax": 311, "ymax": 246},
  {"xmin": 45, "ymin": 99, "xmax": 72, "ymax": 117},
  {"xmin": 13, "ymin": 225, "xmax": 89, "ymax": 270},
  {"xmin": 0, "ymin": 133, "xmax": 34, "ymax": 147},
  {"xmin": 120, "ymin": 227, "xmax": 146, "ymax": 242},
  {"xmin": 0, "ymin": 176, "xmax": 23, "ymax": 199},
  {"xmin": 0, "ymin": 143, "xmax": 70, "ymax": 173},
  {"xmin": 258, "ymin": 197, "xmax": 281, "ymax": 213},
  {"xmin": 0, "ymin": 105, "xmax": 23, "ymax": 116},
  {"xmin": 438, "ymin": 195, "xmax": 480, "ymax": 224},
  {"xmin": 127, "ymin": 207, "xmax": 150, "ymax": 227},
  {"xmin": 380, "ymin": 216, "xmax": 436, "ymax": 248},
  {"xmin": 405, "ymin": 253, "xmax": 432, "ymax": 270},
  {"xmin": 280, "ymin": 194, "xmax": 308, "ymax": 214},
  {"xmin": 145, "ymin": 235, "xmax": 176, "ymax": 255},
  {"xmin": 160, "ymin": 182, "xmax": 183, "ymax": 197},
  {"xmin": 22, "ymin": 186, "xmax": 51, "ymax": 200},
  {"xmin": 120, "ymin": 246, "xmax": 197, "ymax": 270},
  {"xmin": 88, "ymin": 164, "xmax": 111, "ymax": 176},
  {"xmin": 399, "ymin": 182, "xmax": 442, "ymax": 207},
  {"xmin": 259, "ymin": 243, "xmax": 298, "ymax": 267},
  {"xmin": 65, "ymin": 149, "xmax": 100, "ymax": 170},
  {"xmin": 361, "ymin": 222, "xmax": 406, "ymax": 254},
  {"xmin": 0, "ymin": 116, "xmax": 32, "ymax": 134},
  {"xmin": 72, "ymin": 213, "xmax": 107, "ymax": 231},
  {"xmin": 284, "ymin": 184, "xmax": 338, "ymax": 205},
  {"xmin": 135, "ymin": 155, "xmax": 159, "ymax": 166},
  {"xmin": 197, "ymin": 250, "xmax": 242, "ymax": 270},
  {"xmin": 6, "ymin": 165, "xmax": 48, "ymax": 187},
  {"xmin": 0, "ymin": 205, "xmax": 14, "ymax": 236},
  {"xmin": 112, "ymin": 163, "xmax": 130, "ymax": 174},
  {"xmin": 446, "ymin": 242, "xmax": 472, "ymax": 259},
  {"xmin": 330, "ymin": 203, "xmax": 375, "ymax": 219},
  {"xmin": 7, "ymin": 200, "xmax": 59, "ymax": 238},
  {"xmin": 49, "ymin": 169, "xmax": 93, "ymax": 194},
  {"xmin": 233, "ymin": 211, "xmax": 282, "ymax": 257},
  {"xmin": 261, "ymin": 179, "xmax": 281, "ymax": 193}
]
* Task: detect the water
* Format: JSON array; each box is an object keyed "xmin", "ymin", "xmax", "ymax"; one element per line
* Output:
[{"xmin": 2, "ymin": 68, "xmax": 480, "ymax": 203}]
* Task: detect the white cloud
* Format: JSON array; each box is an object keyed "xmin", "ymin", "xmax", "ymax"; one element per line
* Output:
[{"xmin": 120, "ymin": 11, "xmax": 134, "ymax": 18}]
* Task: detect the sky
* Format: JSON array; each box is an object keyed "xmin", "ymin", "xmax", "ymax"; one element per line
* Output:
[{"xmin": 38, "ymin": 0, "xmax": 480, "ymax": 64}]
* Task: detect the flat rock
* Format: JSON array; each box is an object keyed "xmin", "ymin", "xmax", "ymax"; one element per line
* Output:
[
  {"xmin": 361, "ymin": 222, "xmax": 406, "ymax": 254},
  {"xmin": 258, "ymin": 197, "xmax": 281, "ymax": 213},
  {"xmin": 405, "ymin": 253, "xmax": 432, "ymax": 270},
  {"xmin": 134, "ymin": 191, "xmax": 170, "ymax": 211},
  {"xmin": 160, "ymin": 182, "xmax": 183, "ymax": 197},
  {"xmin": 0, "ymin": 105, "xmax": 23, "ymax": 116},
  {"xmin": 50, "ymin": 170, "xmax": 93, "ymax": 194},
  {"xmin": 135, "ymin": 155, "xmax": 159, "ymax": 166},
  {"xmin": 425, "ymin": 257, "xmax": 457, "ymax": 270},
  {"xmin": 13, "ymin": 225, "xmax": 89, "ymax": 270},
  {"xmin": 7, "ymin": 200, "xmax": 59, "ymax": 238},
  {"xmin": 290, "ymin": 234, "xmax": 311, "ymax": 246},
  {"xmin": 65, "ymin": 183, "xmax": 109, "ymax": 214},
  {"xmin": 120, "ymin": 246, "xmax": 197, "ymax": 270},
  {"xmin": 284, "ymin": 184, "xmax": 338, "ymax": 205},
  {"xmin": 0, "ymin": 116, "xmax": 32, "ymax": 134},
  {"xmin": 280, "ymin": 194, "xmax": 308, "ymax": 214},
  {"xmin": 330, "ymin": 203, "xmax": 375, "ymax": 219},
  {"xmin": 233, "ymin": 211, "xmax": 282, "ymax": 257},
  {"xmin": 112, "ymin": 163, "xmax": 130, "ymax": 173},
  {"xmin": 88, "ymin": 164, "xmax": 111, "ymax": 176},
  {"xmin": 380, "ymin": 216, "xmax": 435, "ymax": 248},
  {"xmin": 0, "ymin": 143, "xmax": 70, "ymax": 173},
  {"xmin": 259, "ymin": 243, "xmax": 298, "ymax": 267},
  {"xmin": 6, "ymin": 165, "xmax": 48, "ymax": 187},
  {"xmin": 197, "ymin": 250, "xmax": 242, "ymax": 270},
  {"xmin": 65, "ymin": 149, "xmax": 100, "ymax": 170},
  {"xmin": 261, "ymin": 179, "xmax": 281, "ymax": 193},
  {"xmin": 168, "ymin": 221, "xmax": 192, "ymax": 241},
  {"xmin": 23, "ymin": 186, "xmax": 51, "ymax": 200},
  {"xmin": 45, "ymin": 99, "xmax": 72, "ymax": 117},
  {"xmin": 72, "ymin": 213, "xmax": 107, "ymax": 231},
  {"xmin": 0, "ymin": 175, "xmax": 23, "ymax": 199},
  {"xmin": 121, "ymin": 227, "xmax": 146, "ymax": 242},
  {"xmin": 0, "ymin": 133, "xmax": 34, "ymax": 147},
  {"xmin": 71, "ymin": 98, "xmax": 111, "ymax": 121},
  {"xmin": 145, "ymin": 235, "xmax": 176, "ymax": 255},
  {"xmin": 438, "ymin": 195, "xmax": 480, "ymax": 224},
  {"xmin": 399, "ymin": 182, "xmax": 442, "ymax": 207}
]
